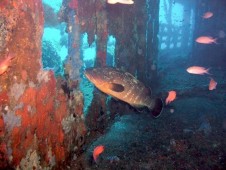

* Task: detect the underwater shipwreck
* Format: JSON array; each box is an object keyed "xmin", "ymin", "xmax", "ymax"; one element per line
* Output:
[{"xmin": 0, "ymin": 0, "xmax": 226, "ymax": 169}]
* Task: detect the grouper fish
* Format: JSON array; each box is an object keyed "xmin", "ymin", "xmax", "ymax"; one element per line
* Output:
[{"xmin": 84, "ymin": 67, "xmax": 163, "ymax": 118}]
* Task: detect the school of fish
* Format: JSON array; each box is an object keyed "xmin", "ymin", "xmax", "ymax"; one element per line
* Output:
[
  {"xmin": 0, "ymin": 2, "xmax": 221, "ymax": 164},
  {"xmin": 88, "ymin": 9, "xmax": 221, "ymax": 163},
  {"xmin": 195, "ymin": 11, "xmax": 217, "ymax": 44},
  {"xmin": 188, "ymin": 10, "xmax": 218, "ymax": 92}
]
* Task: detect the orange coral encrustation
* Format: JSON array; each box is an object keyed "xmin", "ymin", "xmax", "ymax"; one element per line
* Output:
[{"xmin": 11, "ymin": 71, "xmax": 69, "ymax": 166}]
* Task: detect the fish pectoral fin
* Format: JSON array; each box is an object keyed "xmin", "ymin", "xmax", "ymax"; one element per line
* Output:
[
  {"xmin": 105, "ymin": 83, "xmax": 124, "ymax": 92},
  {"xmin": 136, "ymin": 107, "xmax": 146, "ymax": 113}
]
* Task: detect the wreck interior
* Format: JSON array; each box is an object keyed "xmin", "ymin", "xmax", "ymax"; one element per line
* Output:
[{"xmin": 0, "ymin": 0, "xmax": 226, "ymax": 169}]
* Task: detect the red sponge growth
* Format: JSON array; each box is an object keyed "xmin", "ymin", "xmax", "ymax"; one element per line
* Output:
[{"xmin": 11, "ymin": 71, "xmax": 69, "ymax": 167}]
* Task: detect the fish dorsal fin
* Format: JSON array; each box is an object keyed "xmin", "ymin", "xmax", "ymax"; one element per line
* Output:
[
  {"xmin": 125, "ymin": 72, "xmax": 134, "ymax": 78},
  {"xmin": 103, "ymin": 82, "xmax": 124, "ymax": 92}
]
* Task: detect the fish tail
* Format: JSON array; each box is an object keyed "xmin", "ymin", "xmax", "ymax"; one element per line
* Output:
[
  {"xmin": 165, "ymin": 98, "xmax": 169, "ymax": 105},
  {"xmin": 206, "ymin": 68, "xmax": 212, "ymax": 75},
  {"xmin": 93, "ymin": 155, "xmax": 97, "ymax": 162},
  {"xmin": 213, "ymin": 38, "xmax": 218, "ymax": 44},
  {"xmin": 149, "ymin": 98, "xmax": 163, "ymax": 118}
]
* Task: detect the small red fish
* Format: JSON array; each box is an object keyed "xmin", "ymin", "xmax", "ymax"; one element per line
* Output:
[
  {"xmin": 202, "ymin": 12, "xmax": 213, "ymax": 19},
  {"xmin": 0, "ymin": 54, "xmax": 14, "ymax": 75},
  {"xmin": 196, "ymin": 36, "xmax": 217, "ymax": 44},
  {"xmin": 209, "ymin": 78, "xmax": 217, "ymax": 90},
  {"xmin": 186, "ymin": 66, "xmax": 210, "ymax": 75},
  {"xmin": 165, "ymin": 91, "xmax": 176, "ymax": 105},
  {"xmin": 107, "ymin": 0, "xmax": 134, "ymax": 5},
  {"xmin": 93, "ymin": 145, "xmax": 105, "ymax": 162}
]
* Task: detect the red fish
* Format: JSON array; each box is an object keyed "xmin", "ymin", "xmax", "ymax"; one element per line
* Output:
[
  {"xmin": 209, "ymin": 78, "xmax": 217, "ymax": 90},
  {"xmin": 202, "ymin": 12, "xmax": 213, "ymax": 19},
  {"xmin": 93, "ymin": 145, "xmax": 105, "ymax": 162},
  {"xmin": 107, "ymin": 0, "xmax": 134, "ymax": 5},
  {"xmin": 165, "ymin": 91, "xmax": 176, "ymax": 105},
  {"xmin": 196, "ymin": 36, "xmax": 217, "ymax": 44},
  {"xmin": 0, "ymin": 54, "xmax": 14, "ymax": 75},
  {"xmin": 186, "ymin": 66, "xmax": 210, "ymax": 75}
]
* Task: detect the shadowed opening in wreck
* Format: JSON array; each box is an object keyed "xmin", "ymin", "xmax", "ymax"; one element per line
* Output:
[
  {"xmin": 42, "ymin": 0, "xmax": 68, "ymax": 76},
  {"xmin": 80, "ymin": 33, "xmax": 96, "ymax": 116},
  {"xmin": 107, "ymin": 35, "xmax": 116, "ymax": 67},
  {"xmin": 158, "ymin": 0, "xmax": 195, "ymax": 58}
]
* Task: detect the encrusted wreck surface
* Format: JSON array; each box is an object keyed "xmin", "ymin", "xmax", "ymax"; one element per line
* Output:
[{"xmin": 0, "ymin": 0, "xmax": 86, "ymax": 169}]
